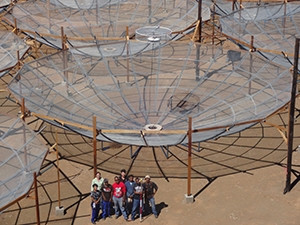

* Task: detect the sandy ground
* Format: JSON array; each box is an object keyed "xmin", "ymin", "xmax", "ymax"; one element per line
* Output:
[{"xmin": 2, "ymin": 149, "xmax": 300, "ymax": 225}]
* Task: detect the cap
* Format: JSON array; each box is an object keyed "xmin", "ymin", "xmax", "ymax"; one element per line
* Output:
[
  {"xmin": 104, "ymin": 178, "xmax": 108, "ymax": 183},
  {"xmin": 145, "ymin": 175, "xmax": 151, "ymax": 179}
]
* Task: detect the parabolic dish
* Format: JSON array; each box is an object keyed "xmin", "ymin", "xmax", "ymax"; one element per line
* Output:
[
  {"xmin": 220, "ymin": 2, "xmax": 300, "ymax": 68},
  {"xmin": 4, "ymin": 0, "xmax": 211, "ymax": 49},
  {"xmin": 0, "ymin": 114, "xmax": 48, "ymax": 211},
  {"xmin": 8, "ymin": 42, "xmax": 293, "ymax": 146}
]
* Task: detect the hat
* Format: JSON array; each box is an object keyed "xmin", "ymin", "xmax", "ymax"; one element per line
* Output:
[
  {"xmin": 145, "ymin": 175, "xmax": 151, "ymax": 179},
  {"xmin": 104, "ymin": 178, "xmax": 108, "ymax": 183}
]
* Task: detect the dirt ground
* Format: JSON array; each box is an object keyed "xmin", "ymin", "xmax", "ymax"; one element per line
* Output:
[
  {"xmin": 70, "ymin": 156, "xmax": 300, "ymax": 225},
  {"xmin": 2, "ymin": 150, "xmax": 300, "ymax": 225}
]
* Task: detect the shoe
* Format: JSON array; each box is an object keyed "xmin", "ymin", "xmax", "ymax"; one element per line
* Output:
[
  {"xmin": 154, "ymin": 215, "xmax": 158, "ymax": 218},
  {"xmin": 115, "ymin": 215, "xmax": 120, "ymax": 219},
  {"xmin": 126, "ymin": 218, "xmax": 132, "ymax": 222}
]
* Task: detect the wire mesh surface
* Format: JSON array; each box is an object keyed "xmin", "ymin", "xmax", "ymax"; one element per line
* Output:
[
  {"xmin": 220, "ymin": 2, "xmax": 300, "ymax": 68},
  {"xmin": 0, "ymin": 114, "xmax": 48, "ymax": 211},
  {"xmin": 8, "ymin": 41, "xmax": 293, "ymax": 146},
  {"xmin": 39, "ymin": 106, "xmax": 300, "ymax": 179},
  {"xmin": 3, "ymin": 0, "xmax": 211, "ymax": 49},
  {"xmin": 0, "ymin": 30, "xmax": 29, "ymax": 77},
  {"xmin": 0, "ymin": 0, "xmax": 9, "ymax": 8}
]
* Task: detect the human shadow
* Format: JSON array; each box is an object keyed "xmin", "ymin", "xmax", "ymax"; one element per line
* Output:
[{"xmin": 143, "ymin": 201, "xmax": 168, "ymax": 217}]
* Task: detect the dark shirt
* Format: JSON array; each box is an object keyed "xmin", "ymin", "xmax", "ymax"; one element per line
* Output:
[
  {"xmin": 142, "ymin": 181, "xmax": 158, "ymax": 199},
  {"xmin": 91, "ymin": 190, "xmax": 101, "ymax": 204},
  {"xmin": 101, "ymin": 184, "xmax": 112, "ymax": 201}
]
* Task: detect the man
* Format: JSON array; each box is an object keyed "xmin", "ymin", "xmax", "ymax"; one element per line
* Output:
[
  {"xmin": 91, "ymin": 183, "xmax": 101, "ymax": 224},
  {"xmin": 119, "ymin": 169, "xmax": 127, "ymax": 183},
  {"xmin": 112, "ymin": 176, "xmax": 129, "ymax": 221},
  {"xmin": 101, "ymin": 178, "xmax": 113, "ymax": 220},
  {"xmin": 142, "ymin": 175, "xmax": 158, "ymax": 218},
  {"xmin": 125, "ymin": 174, "xmax": 135, "ymax": 215},
  {"xmin": 91, "ymin": 171, "xmax": 104, "ymax": 191},
  {"xmin": 131, "ymin": 177, "xmax": 144, "ymax": 221}
]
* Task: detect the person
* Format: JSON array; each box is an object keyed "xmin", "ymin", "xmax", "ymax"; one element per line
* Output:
[
  {"xmin": 91, "ymin": 183, "xmax": 101, "ymax": 224},
  {"xmin": 112, "ymin": 176, "xmax": 129, "ymax": 221},
  {"xmin": 91, "ymin": 171, "xmax": 104, "ymax": 192},
  {"xmin": 142, "ymin": 175, "xmax": 158, "ymax": 218},
  {"xmin": 125, "ymin": 174, "xmax": 135, "ymax": 215},
  {"xmin": 131, "ymin": 177, "xmax": 144, "ymax": 221},
  {"xmin": 119, "ymin": 169, "xmax": 127, "ymax": 183},
  {"xmin": 101, "ymin": 178, "xmax": 113, "ymax": 220}
]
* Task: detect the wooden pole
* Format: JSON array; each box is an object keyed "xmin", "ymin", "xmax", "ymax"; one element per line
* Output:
[
  {"xmin": 34, "ymin": 172, "xmax": 41, "ymax": 225},
  {"xmin": 126, "ymin": 26, "xmax": 130, "ymax": 83},
  {"xmin": 21, "ymin": 98, "xmax": 28, "ymax": 169},
  {"xmin": 187, "ymin": 117, "xmax": 192, "ymax": 196},
  {"xmin": 14, "ymin": 18, "xmax": 17, "ymax": 35},
  {"xmin": 55, "ymin": 128, "xmax": 61, "ymax": 207},
  {"xmin": 93, "ymin": 116, "xmax": 97, "ymax": 177},
  {"xmin": 198, "ymin": 0, "xmax": 202, "ymax": 42},
  {"xmin": 212, "ymin": 1, "xmax": 215, "ymax": 45},
  {"xmin": 284, "ymin": 37, "xmax": 300, "ymax": 193}
]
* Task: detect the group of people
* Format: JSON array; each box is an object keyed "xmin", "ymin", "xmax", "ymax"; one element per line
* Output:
[{"xmin": 90, "ymin": 169, "xmax": 159, "ymax": 223}]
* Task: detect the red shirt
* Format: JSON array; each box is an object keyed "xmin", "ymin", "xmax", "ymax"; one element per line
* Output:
[{"xmin": 112, "ymin": 182, "xmax": 126, "ymax": 198}]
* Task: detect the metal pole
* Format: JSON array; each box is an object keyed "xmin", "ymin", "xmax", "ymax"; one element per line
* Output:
[
  {"xmin": 93, "ymin": 116, "xmax": 97, "ymax": 177},
  {"xmin": 55, "ymin": 128, "xmax": 61, "ymax": 207},
  {"xmin": 187, "ymin": 117, "xmax": 192, "ymax": 196},
  {"xmin": 34, "ymin": 172, "xmax": 41, "ymax": 225},
  {"xmin": 284, "ymin": 37, "xmax": 299, "ymax": 194}
]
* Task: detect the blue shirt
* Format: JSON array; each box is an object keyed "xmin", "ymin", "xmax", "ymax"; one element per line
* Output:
[{"xmin": 125, "ymin": 180, "xmax": 135, "ymax": 198}]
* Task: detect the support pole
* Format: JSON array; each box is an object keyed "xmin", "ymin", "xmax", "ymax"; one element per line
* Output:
[
  {"xmin": 21, "ymin": 98, "xmax": 28, "ymax": 170},
  {"xmin": 93, "ymin": 116, "xmax": 97, "ymax": 177},
  {"xmin": 187, "ymin": 117, "xmax": 192, "ymax": 196},
  {"xmin": 185, "ymin": 117, "xmax": 194, "ymax": 203},
  {"xmin": 284, "ymin": 37, "xmax": 299, "ymax": 194},
  {"xmin": 198, "ymin": 0, "xmax": 202, "ymax": 42},
  {"xmin": 55, "ymin": 128, "xmax": 61, "ymax": 208},
  {"xmin": 126, "ymin": 26, "xmax": 130, "ymax": 83},
  {"xmin": 34, "ymin": 172, "xmax": 41, "ymax": 225}
]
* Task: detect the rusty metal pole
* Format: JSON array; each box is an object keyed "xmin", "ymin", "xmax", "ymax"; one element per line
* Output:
[
  {"xmin": 198, "ymin": 0, "xmax": 202, "ymax": 42},
  {"xmin": 284, "ymin": 37, "xmax": 299, "ymax": 194},
  {"xmin": 93, "ymin": 116, "xmax": 97, "ymax": 177},
  {"xmin": 34, "ymin": 172, "xmax": 41, "ymax": 225},
  {"xmin": 187, "ymin": 117, "xmax": 192, "ymax": 196}
]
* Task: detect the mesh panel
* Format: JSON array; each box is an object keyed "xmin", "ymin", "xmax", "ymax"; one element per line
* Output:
[
  {"xmin": 0, "ymin": 115, "xmax": 48, "ymax": 210},
  {"xmin": 0, "ymin": 30, "xmax": 29, "ymax": 77},
  {"xmin": 4, "ymin": 0, "xmax": 211, "ymax": 49},
  {"xmin": 8, "ymin": 42, "xmax": 292, "ymax": 146},
  {"xmin": 220, "ymin": 2, "xmax": 300, "ymax": 68}
]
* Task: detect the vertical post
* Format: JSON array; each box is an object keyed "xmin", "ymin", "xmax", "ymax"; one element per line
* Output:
[
  {"xmin": 14, "ymin": 18, "xmax": 17, "ymax": 35},
  {"xmin": 232, "ymin": 0, "xmax": 236, "ymax": 11},
  {"xmin": 126, "ymin": 26, "xmax": 130, "ymax": 83},
  {"xmin": 61, "ymin": 27, "xmax": 69, "ymax": 91},
  {"xmin": 198, "ymin": 0, "xmax": 202, "ymax": 42},
  {"xmin": 249, "ymin": 35, "xmax": 254, "ymax": 95},
  {"xmin": 187, "ymin": 117, "xmax": 192, "ymax": 196},
  {"xmin": 212, "ymin": 1, "xmax": 215, "ymax": 45},
  {"xmin": 21, "ymin": 98, "xmax": 28, "ymax": 170},
  {"xmin": 55, "ymin": 128, "xmax": 61, "ymax": 208},
  {"xmin": 93, "ymin": 116, "xmax": 97, "ymax": 177},
  {"xmin": 195, "ymin": 44, "xmax": 200, "ymax": 81},
  {"xmin": 47, "ymin": 0, "xmax": 50, "ymax": 29},
  {"xmin": 34, "ymin": 172, "xmax": 41, "ymax": 225},
  {"xmin": 284, "ymin": 37, "xmax": 299, "ymax": 193}
]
